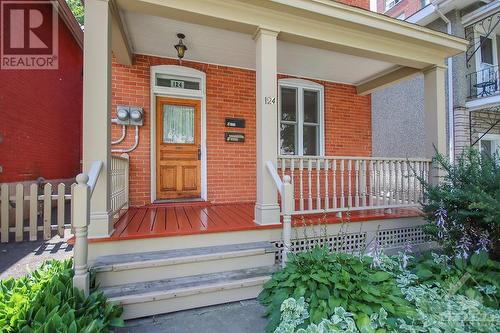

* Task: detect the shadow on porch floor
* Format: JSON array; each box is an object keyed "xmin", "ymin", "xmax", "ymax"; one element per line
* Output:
[{"xmin": 88, "ymin": 202, "xmax": 422, "ymax": 243}]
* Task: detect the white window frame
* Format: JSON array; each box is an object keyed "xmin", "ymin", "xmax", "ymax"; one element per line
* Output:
[
  {"xmin": 385, "ymin": 0, "xmax": 401, "ymax": 11},
  {"xmin": 278, "ymin": 78, "xmax": 325, "ymax": 156},
  {"xmin": 478, "ymin": 133, "xmax": 500, "ymax": 157}
]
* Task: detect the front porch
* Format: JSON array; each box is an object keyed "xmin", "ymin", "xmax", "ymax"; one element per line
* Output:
[
  {"xmin": 74, "ymin": 0, "xmax": 468, "ymax": 319},
  {"xmin": 93, "ymin": 203, "xmax": 422, "ymax": 242}
]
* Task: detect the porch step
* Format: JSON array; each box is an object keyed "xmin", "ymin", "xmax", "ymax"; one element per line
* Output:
[
  {"xmin": 101, "ymin": 265, "xmax": 277, "ymax": 320},
  {"xmin": 92, "ymin": 241, "xmax": 277, "ymax": 287}
]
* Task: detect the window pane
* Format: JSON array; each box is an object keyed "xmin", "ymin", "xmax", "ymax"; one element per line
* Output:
[
  {"xmin": 303, "ymin": 125, "xmax": 318, "ymax": 156},
  {"xmin": 163, "ymin": 105, "xmax": 195, "ymax": 144},
  {"xmin": 480, "ymin": 37, "xmax": 493, "ymax": 64},
  {"xmin": 281, "ymin": 87, "xmax": 297, "ymax": 121},
  {"xmin": 280, "ymin": 123, "xmax": 296, "ymax": 155},
  {"xmin": 303, "ymin": 90, "xmax": 318, "ymax": 123},
  {"xmin": 481, "ymin": 140, "xmax": 492, "ymax": 158}
]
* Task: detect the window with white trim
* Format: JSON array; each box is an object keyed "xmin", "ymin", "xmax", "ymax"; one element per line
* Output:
[
  {"xmin": 385, "ymin": 0, "xmax": 401, "ymax": 11},
  {"xmin": 279, "ymin": 79, "xmax": 324, "ymax": 156}
]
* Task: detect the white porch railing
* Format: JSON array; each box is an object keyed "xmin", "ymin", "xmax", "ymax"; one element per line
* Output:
[
  {"xmin": 72, "ymin": 160, "xmax": 103, "ymax": 296},
  {"xmin": 277, "ymin": 156, "xmax": 431, "ymax": 215},
  {"xmin": 268, "ymin": 156, "xmax": 432, "ymax": 265},
  {"xmin": 110, "ymin": 154, "xmax": 129, "ymax": 218}
]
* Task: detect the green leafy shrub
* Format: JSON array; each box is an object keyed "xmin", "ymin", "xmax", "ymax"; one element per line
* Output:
[
  {"xmin": 274, "ymin": 297, "xmax": 391, "ymax": 333},
  {"xmin": 258, "ymin": 247, "xmax": 414, "ymax": 333},
  {"xmin": 408, "ymin": 251, "xmax": 499, "ymax": 309},
  {"xmin": 419, "ymin": 148, "xmax": 500, "ymax": 258},
  {"xmin": 0, "ymin": 259, "xmax": 123, "ymax": 332}
]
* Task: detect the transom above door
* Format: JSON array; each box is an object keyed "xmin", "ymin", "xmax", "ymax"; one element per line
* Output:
[{"xmin": 156, "ymin": 96, "xmax": 201, "ymax": 200}]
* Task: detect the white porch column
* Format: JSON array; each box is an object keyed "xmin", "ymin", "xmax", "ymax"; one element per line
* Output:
[
  {"xmin": 83, "ymin": 0, "xmax": 113, "ymax": 237},
  {"xmin": 423, "ymin": 65, "xmax": 447, "ymax": 183},
  {"xmin": 254, "ymin": 28, "xmax": 280, "ymax": 225}
]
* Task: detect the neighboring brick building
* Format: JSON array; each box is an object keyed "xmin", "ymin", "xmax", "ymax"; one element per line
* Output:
[
  {"xmin": 111, "ymin": 55, "xmax": 371, "ymax": 206},
  {"xmin": 0, "ymin": 0, "xmax": 83, "ymax": 183},
  {"xmin": 377, "ymin": 0, "xmax": 429, "ymax": 19}
]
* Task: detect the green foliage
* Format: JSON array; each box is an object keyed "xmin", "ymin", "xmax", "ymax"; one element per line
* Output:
[
  {"xmin": 0, "ymin": 259, "xmax": 123, "ymax": 332},
  {"xmin": 408, "ymin": 251, "xmax": 500, "ymax": 309},
  {"xmin": 258, "ymin": 247, "xmax": 414, "ymax": 333},
  {"xmin": 66, "ymin": 0, "xmax": 84, "ymax": 25},
  {"xmin": 419, "ymin": 148, "xmax": 500, "ymax": 257},
  {"xmin": 274, "ymin": 298, "xmax": 391, "ymax": 333}
]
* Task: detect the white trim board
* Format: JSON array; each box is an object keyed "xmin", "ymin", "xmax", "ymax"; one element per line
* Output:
[{"xmin": 150, "ymin": 65, "xmax": 207, "ymax": 203}]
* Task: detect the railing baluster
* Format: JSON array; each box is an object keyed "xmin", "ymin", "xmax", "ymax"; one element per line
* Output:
[
  {"xmin": 57, "ymin": 183, "xmax": 66, "ymax": 237},
  {"xmin": 355, "ymin": 160, "xmax": 360, "ymax": 207},
  {"xmin": 324, "ymin": 159, "xmax": 329, "ymax": 210},
  {"xmin": 406, "ymin": 161, "xmax": 411, "ymax": 204},
  {"xmin": 412, "ymin": 161, "xmax": 418, "ymax": 204},
  {"xmin": 368, "ymin": 160, "xmax": 374, "ymax": 207},
  {"xmin": 299, "ymin": 159, "xmax": 304, "ymax": 212},
  {"xmin": 332, "ymin": 159, "xmax": 337, "ymax": 209},
  {"xmin": 361, "ymin": 160, "xmax": 367, "ymax": 207},
  {"xmin": 316, "ymin": 158, "xmax": 321, "ymax": 210},
  {"xmin": 388, "ymin": 160, "xmax": 393, "ymax": 206},
  {"xmin": 307, "ymin": 159, "xmax": 313, "ymax": 210},
  {"xmin": 394, "ymin": 160, "xmax": 400, "ymax": 205},
  {"xmin": 340, "ymin": 159, "xmax": 345, "ymax": 208},
  {"xmin": 347, "ymin": 160, "xmax": 352, "ymax": 208}
]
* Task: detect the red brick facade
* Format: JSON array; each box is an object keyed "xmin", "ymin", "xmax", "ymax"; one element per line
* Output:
[
  {"xmin": 377, "ymin": 0, "xmax": 424, "ymax": 19},
  {"xmin": 112, "ymin": 55, "xmax": 371, "ymax": 207},
  {"xmin": 0, "ymin": 15, "xmax": 82, "ymax": 182},
  {"xmin": 337, "ymin": 0, "xmax": 370, "ymax": 9}
]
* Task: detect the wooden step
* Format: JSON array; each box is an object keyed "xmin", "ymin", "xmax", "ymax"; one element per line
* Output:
[
  {"xmin": 102, "ymin": 266, "xmax": 277, "ymax": 320},
  {"xmin": 92, "ymin": 242, "xmax": 277, "ymax": 287}
]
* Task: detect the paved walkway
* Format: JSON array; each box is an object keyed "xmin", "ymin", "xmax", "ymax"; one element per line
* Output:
[
  {"xmin": 116, "ymin": 300, "xmax": 268, "ymax": 333},
  {"xmin": 0, "ymin": 233, "xmax": 73, "ymax": 280}
]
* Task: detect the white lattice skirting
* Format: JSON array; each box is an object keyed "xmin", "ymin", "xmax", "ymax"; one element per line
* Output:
[{"xmin": 272, "ymin": 216, "xmax": 434, "ymax": 263}]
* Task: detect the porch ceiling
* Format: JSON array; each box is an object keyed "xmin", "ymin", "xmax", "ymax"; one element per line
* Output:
[
  {"xmin": 113, "ymin": 0, "xmax": 468, "ymax": 92},
  {"xmin": 121, "ymin": 11, "xmax": 396, "ymax": 85}
]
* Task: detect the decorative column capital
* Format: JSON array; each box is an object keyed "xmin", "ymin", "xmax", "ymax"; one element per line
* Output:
[{"xmin": 253, "ymin": 27, "xmax": 280, "ymax": 40}]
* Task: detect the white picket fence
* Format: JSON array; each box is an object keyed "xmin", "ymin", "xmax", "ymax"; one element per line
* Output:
[{"xmin": 0, "ymin": 181, "xmax": 74, "ymax": 243}]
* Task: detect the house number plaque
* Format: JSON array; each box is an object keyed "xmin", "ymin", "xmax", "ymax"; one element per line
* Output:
[
  {"xmin": 225, "ymin": 118, "xmax": 245, "ymax": 128},
  {"xmin": 265, "ymin": 97, "xmax": 276, "ymax": 105},
  {"xmin": 225, "ymin": 132, "xmax": 245, "ymax": 143}
]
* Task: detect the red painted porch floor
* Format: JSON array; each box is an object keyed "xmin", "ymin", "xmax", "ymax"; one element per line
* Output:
[{"xmin": 88, "ymin": 202, "xmax": 422, "ymax": 243}]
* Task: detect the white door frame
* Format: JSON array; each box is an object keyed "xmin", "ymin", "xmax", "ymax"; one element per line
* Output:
[{"xmin": 150, "ymin": 65, "xmax": 207, "ymax": 202}]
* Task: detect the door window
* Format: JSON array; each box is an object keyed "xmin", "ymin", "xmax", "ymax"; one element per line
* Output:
[{"xmin": 162, "ymin": 105, "xmax": 195, "ymax": 144}]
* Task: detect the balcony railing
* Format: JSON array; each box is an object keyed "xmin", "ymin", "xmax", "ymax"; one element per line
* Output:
[{"xmin": 466, "ymin": 65, "xmax": 499, "ymax": 99}]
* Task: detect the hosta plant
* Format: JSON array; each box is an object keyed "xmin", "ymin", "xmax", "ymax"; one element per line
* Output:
[
  {"xmin": 0, "ymin": 259, "xmax": 123, "ymax": 332},
  {"xmin": 258, "ymin": 247, "xmax": 414, "ymax": 333}
]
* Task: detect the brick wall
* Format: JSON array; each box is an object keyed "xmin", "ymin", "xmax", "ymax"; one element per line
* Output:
[
  {"xmin": 0, "ymin": 15, "xmax": 83, "ymax": 182},
  {"xmin": 112, "ymin": 54, "xmax": 371, "ymax": 206},
  {"xmin": 377, "ymin": 0, "xmax": 424, "ymax": 18},
  {"xmin": 337, "ymin": 0, "xmax": 370, "ymax": 9}
]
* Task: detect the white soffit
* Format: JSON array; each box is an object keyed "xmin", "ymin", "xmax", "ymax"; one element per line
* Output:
[{"xmin": 123, "ymin": 11, "xmax": 395, "ymax": 85}]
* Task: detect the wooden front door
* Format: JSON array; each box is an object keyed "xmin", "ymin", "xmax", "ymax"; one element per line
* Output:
[{"xmin": 156, "ymin": 97, "xmax": 201, "ymax": 200}]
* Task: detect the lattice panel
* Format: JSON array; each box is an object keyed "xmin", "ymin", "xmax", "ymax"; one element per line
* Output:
[
  {"xmin": 273, "ymin": 232, "xmax": 367, "ymax": 263},
  {"xmin": 377, "ymin": 226, "xmax": 428, "ymax": 249}
]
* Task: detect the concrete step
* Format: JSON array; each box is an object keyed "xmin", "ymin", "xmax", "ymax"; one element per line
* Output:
[
  {"xmin": 92, "ymin": 241, "xmax": 277, "ymax": 287},
  {"xmin": 102, "ymin": 266, "xmax": 277, "ymax": 320}
]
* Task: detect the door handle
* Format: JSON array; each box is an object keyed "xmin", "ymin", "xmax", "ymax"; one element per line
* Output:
[{"xmin": 197, "ymin": 145, "xmax": 201, "ymax": 160}]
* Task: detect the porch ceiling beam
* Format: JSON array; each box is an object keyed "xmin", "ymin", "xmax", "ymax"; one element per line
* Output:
[
  {"xmin": 110, "ymin": 0, "xmax": 133, "ymax": 66},
  {"xmin": 116, "ymin": 0, "xmax": 468, "ymax": 69},
  {"xmin": 356, "ymin": 67, "xmax": 421, "ymax": 96}
]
